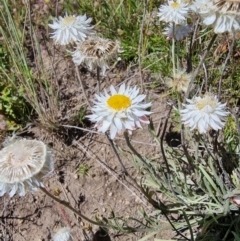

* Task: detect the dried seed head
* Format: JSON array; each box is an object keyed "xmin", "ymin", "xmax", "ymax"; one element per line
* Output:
[
  {"xmin": 72, "ymin": 36, "xmax": 122, "ymax": 75},
  {"xmin": 0, "ymin": 139, "xmax": 54, "ymax": 197},
  {"xmin": 165, "ymin": 69, "xmax": 191, "ymax": 93},
  {"xmin": 213, "ymin": 0, "xmax": 240, "ymax": 14}
]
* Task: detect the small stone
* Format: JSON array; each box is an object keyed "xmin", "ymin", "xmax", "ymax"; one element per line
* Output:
[
  {"xmin": 108, "ymin": 192, "xmax": 113, "ymax": 197},
  {"xmin": 74, "ymin": 174, "xmax": 78, "ymax": 179}
]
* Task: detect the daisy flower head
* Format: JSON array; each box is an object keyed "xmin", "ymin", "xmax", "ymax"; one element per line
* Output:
[
  {"xmin": 48, "ymin": 13, "xmax": 94, "ymax": 45},
  {"xmin": 157, "ymin": 0, "xmax": 190, "ymax": 24},
  {"xmin": 53, "ymin": 227, "xmax": 73, "ymax": 241},
  {"xmin": 87, "ymin": 84, "xmax": 152, "ymax": 139},
  {"xmin": 180, "ymin": 93, "xmax": 229, "ymax": 134},
  {"xmin": 0, "ymin": 139, "xmax": 54, "ymax": 197},
  {"xmin": 72, "ymin": 36, "xmax": 121, "ymax": 75},
  {"xmin": 164, "ymin": 23, "xmax": 192, "ymax": 40},
  {"xmin": 193, "ymin": 0, "xmax": 240, "ymax": 33}
]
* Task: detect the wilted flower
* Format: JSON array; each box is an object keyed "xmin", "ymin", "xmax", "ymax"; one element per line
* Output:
[
  {"xmin": 164, "ymin": 23, "xmax": 192, "ymax": 40},
  {"xmin": 0, "ymin": 139, "xmax": 53, "ymax": 197},
  {"xmin": 72, "ymin": 36, "xmax": 121, "ymax": 75},
  {"xmin": 49, "ymin": 13, "xmax": 94, "ymax": 45},
  {"xmin": 53, "ymin": 227, "xmax": 73, "ymax": 241},
  {"xmin": 180, "ymin": 93, "xmax": 229, "ymax": 133},
  {"xmin": 165, "ymin": 69, "xmax": 191, "ymax": 92},
  {"xmin": 87, "ymin": 84, "xmax": 152, "ymax": 139},
  {"xmin": 193, "ymin": 0, "xmax": 240, "ymax": 33},
  {"xmin": 157, "ymin": 0, "xmax": 190, "ymax": 24}
]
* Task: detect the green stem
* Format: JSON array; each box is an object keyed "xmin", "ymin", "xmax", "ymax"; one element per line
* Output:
[
  {"xmin": 105, "ymin": 133, "xmax": 128, "ymax": 175},
  {"xmin": 40, "ymin": 186, "xmax": 106, "ymax": 227},
  {"xmin": 172, "ymin": 22, "xmax": 176, "ymax": 76}
]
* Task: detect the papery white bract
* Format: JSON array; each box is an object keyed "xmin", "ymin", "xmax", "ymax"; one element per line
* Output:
[
  {"xmin": 180, "ymin": 93, "xmax": 229, "ymax": 133},
  {"xmin": 193, "ymin": 0, "xmax": 240, "ymax": 33},
  {"xmin": 53, "ymin": 227, "xmax": 73, "ymax": 241},
  {"xmin": 0, "ymin": 139, "xmax": 53, "ymax": 197},
  {"xmin": 157, "ymin": 0, "xmax": 189, "ymax": 24},
  {"xmin": 72, "ymin": 36, "xmax": 121, "ymax": 75},
  {"xmin": 87, "ymin": 84, "xmax": 152, "ymax": 139},
  {"xmin": 164, "ymin": 23, "xmax": 192, "ymax": 40},
  {"xmin": 48, "ymin": 14, "xmax": 94, "ymax": 45}
]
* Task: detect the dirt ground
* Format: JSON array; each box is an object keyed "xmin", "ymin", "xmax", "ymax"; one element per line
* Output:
[{"xmin": 0, "ymin": 40, "xmax": 177, "ymax": 241}]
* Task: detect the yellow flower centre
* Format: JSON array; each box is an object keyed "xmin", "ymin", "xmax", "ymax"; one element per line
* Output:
[
  {"xmin": 195, "ymin": 96, "xmax": 217, "ymax": 110},
  {"xmin": 170, "ymin": 1, "xmax": 180, "ymax": 9},
  {"xmin": 107, "ymin": 94, "xmax": 131, "ymax": 111},
  {"xmin": 62, "ymin": 16, "xmax": 76, "ymax": 26}
]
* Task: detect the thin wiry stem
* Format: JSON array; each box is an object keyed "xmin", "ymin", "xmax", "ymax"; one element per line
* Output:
[
  {"xmin": 172, "ymin": 22, "xmax": 176, "ymax": 76},
  {"xmin": 138, "ymin": 0, "xmax": 147, "ymax": 93},
  {"xmin": 159, "ymin": 104, "xmax": 190, "ymax": 209},
  {"xmin": 75, "ymin": 65, "xmax": 91, "ymax": 107},
  {"xmin": 97, "ymin": 66, "xmax": 101, "ymax": 94},
  {"xmin": 40, "ymin": 186, "xmax": 106, "ymax": 227},
  {"xmin": 185, "ymin": 33, "xmax": 217, "ymax": 101},
  {"xmin": 105, "ymin": 133, "xmax": 128, "ymax": 175},
  {"xmin": 218, "ymin": 34, "xmax": 234, "ymax": 99}
]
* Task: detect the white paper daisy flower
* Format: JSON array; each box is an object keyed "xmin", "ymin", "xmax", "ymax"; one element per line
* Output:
[
  {"xmin": 157, "ymin": 0, "xmax": 190, "ymax": 24},
  {"xmin": 87, "ymin": 84, "xmax": 152, "ymax": 139},
  {"xmin": 48, "ymin": 13, "xmax": 94, "ymax": 45},
  {"xmin": 193, "ymin": 0, "xmax": 240, "ymax": 33},
  {"xmin": 180, "ymin": 93, "xmax": 229, "ymax": 133},
  {"xmin": 0, "ymin": 139, "xmax": 54, "ymax": 197},
  {"xmin": 164, "ymin": 23, "xmax": 192, "ymax": 40},
  {"xmin": 72, "ymin": 36, "xmax": 121, "ymax": 75},
  {"xmin": 53, "ymin": 227, "xmax": 73, "ymax": 241}
]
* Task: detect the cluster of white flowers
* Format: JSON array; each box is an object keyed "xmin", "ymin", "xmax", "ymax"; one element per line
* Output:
[
  {"xmin": 192, "ymin": 0, "xmax": 240, "ymax": 33},
  {"xmin": 48, "ymin": 14, "xmax": 122, "ymax": 74},
  {"xmin": 158, "ymin": 0, "xmax": 240, "ymax": 37}
]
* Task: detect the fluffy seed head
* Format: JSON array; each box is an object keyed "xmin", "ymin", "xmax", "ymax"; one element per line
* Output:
[
  {"xmin": 165, "ymin": 69, "xmax": 191, "ymax": 93},
  {"xmin": 180, "ymin": 93, "xmax": 229, "ymax": 133},
  {"xmin": 0, "ymin": 139, "xmax": 53, "ymax": 197},
  {"xmin": 72, "ymin": 36, "xmax": 121, "ymax": 75},
  {"xmin": 213, "ymin": 0, "xmax": 240, "ymax": 14}
]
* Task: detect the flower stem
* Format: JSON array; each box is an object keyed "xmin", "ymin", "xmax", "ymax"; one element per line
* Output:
[
  {"xmin": 75, "ymin": 65, "xmax": 91, "ymax": 108},
  {"xmin": 184, "ymin": 33, "xmax": 217, "ymax": 100},
  {"xmin": 40, "ymin": 186, "xmax": 106, "ymax": 227},
  {"xmin": 97, "ymin": 66, "xmax": 100, "ymax": 94},
  {"xmin": 172, "ymin": 22, "xmax": 176, "ymax": 76},
  {"xmin": 105, "ymin": 133, "xmax": 128, "ymax": 175}
]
